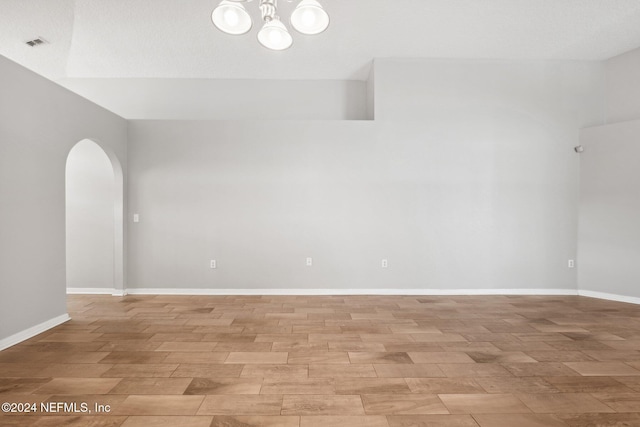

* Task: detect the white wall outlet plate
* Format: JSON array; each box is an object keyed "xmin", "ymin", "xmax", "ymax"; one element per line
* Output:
[
  {"xmin": 568, "ymin": 259, "xmax": 575, "ymax": 268},
  {"xmin": 306, "ymin": 257, "xmax": 313, "ymax": 267},
  {"xmin": 381, "ymin": 259, "xmax": 388, "ymax": 268},
  {"xmin": 210, "ymin": 259, "xmax": 217, "ymax": 269}
]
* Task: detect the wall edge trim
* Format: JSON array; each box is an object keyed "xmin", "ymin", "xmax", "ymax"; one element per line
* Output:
[
  {"xmin": 578, "ymin": 290, "xmax": 640, "ymax": 305},
  {"xmin": 67, "ymin": 288, "xmax": 117, "ymax": 295},
  {"xmin": 124, "ymin": 288, "xmax": 579, "ymax": 296},
  {"xmin": 0, "ymin": 313, "xmax": 71, "ymax": 351}
]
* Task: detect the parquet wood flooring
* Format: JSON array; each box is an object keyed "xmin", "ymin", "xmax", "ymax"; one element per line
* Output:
[{"xmin": 1, "ymin": 294, "xmax": 640, "ymax": 426}]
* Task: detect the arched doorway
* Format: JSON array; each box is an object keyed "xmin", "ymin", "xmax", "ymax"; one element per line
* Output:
[{"xmin": 66, "ymin": 139, "xmax": 124, "ymax": 295}]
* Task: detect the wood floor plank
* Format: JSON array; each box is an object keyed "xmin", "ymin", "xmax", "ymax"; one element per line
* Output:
[
  {"xmin": 348, "ymin": 352, "xmax": 413, "ymax": 364},
  {"xmin": 162, "ymin": 352, "xmax": 229, "ymax": 364},
  {"xmin": 211, "ymin": 416, "xmax": 300, "ymax": 427},
  {"xmin": 108, "ymin": 378, "xmax": 192, "ymax": 395},
  {"xmin": 328, "ymin": 342, "xmax": 386, "ymax": 352},
  {"xmin": 438, "ymin": 393, "xmax": 531, "ymax": 414},
  {"xmin": 517, "ymin": 393, "xmax": 615, "ymax": 413},
  {"xmin": 287, "ymin": 352, "xmax": 350, "ymax": 365},
  {"xmin": 40, "ymin": 351, "xmax": 112, "ymax": 364},
  {"xmin": 121, "ymin": 416, "xmax": 213, "ymax": 427},
  {"xmin": 38, "ymin": 363, "xmax": 115, "ymax": 378},
  {"xmin": 473, "ymin": 413, "xmax": 568, "ymax": 427},
  {"xmin": 241, "ymin": 364, "xmax": 308, "ymax": 379},
  {"xmin": 29, "ymin": 416, "xmax": 128, "ymax": 427},
  {"xmin": 261, "ymin": 378, "xmax": 334, "ymax": 395},
  {"xmin": 437, "ymin": 364, "xmax": 513, "ymax": 378},
  {"xmin": 543, "ymin": 376, "xmax": 634, "ymax": 393},
  {"xmin": 373, "ymin": 363, "xmax": 445, "ymax": 378},
  {"xmin": 614, "ymin": 376, "xmax": 640, "ymax": 391},
  {"xmin": 300, "ymin": 415, "xmax": 388, "ymax": 427},
  {"xmin": 0, "ymin": 378, "xmax": 52, "ymax": 395},
  {"xmin": 465, "ymin": 351, "xmax": 537, "ymax": 364},
  {"xmin": 225, "ymin": 352, "xmax": 288, "ymax": 364},
  {"xmin": 281, "ymin": 394, "xmax": 365, "ymax": 415},
  {"xmin": 405, "ymin": 378, "xmax": 485, "ymax": 394},
  {"xmin": 335, "ymin": 378, "xmax": 410, "ymax": 395},
  {"xmin": 155, "ymin": 342, "xmax": 217, "ymax": 352},
  {"xmin": 197, "ymin": 395, "xmax": 283, "ymax": 415},
  {"xmin": 113, "ymin": 395, "xmax": 205, "ymax": 415},
  {"xmin": 308, "ymin": 364, "xmax": 377, "ymax": 378},
  {"xmin": 563, "ymin": 361, "xmax": 640, "ymax": 376},
  {"xmin": 408, "ymin": 352, "xmax": 474, "ymax": 364},
  {"xmin": 387, "ymin": 415, "xmax": 479, "ymax": 427},
  {"xmin": 98, "ymin": 351, "xmax": 168, "ymax": 364},
  {"xmin": 474, "ymin": 377, "xmax": 559, "ymax": 394},
  {"xmin": 272, "ymin": 342, "xmax": 328, "ymax": 352},
  {"xmin": 32, "ymin": 378, "xmax": 122, "ymax": 395},
  {"xmin": 214, "ymin": 342, "xmax": 273, "ymax": 352},
  {"xmin": 590, "ymin": 392, "xmax": 640, "ymax": 412},
  {"xmin": 361, "ymin": 394, "xmax": 449, "ymax": 415},
  {"xmin": 501, "ymin": 363, "xmax": 579, "ymax": 377},
  {"xmin": 171, "ymin": 364, "xmax": 243, "ymax": 378},
  {"xmin": 102, "ymin": 364, "xmax": 178, "ymax": 378},
  {"xmin": 183, "ymin": 378, "xmax": 263, "ymax": 395},
  {"xmin": 557, "ymin": 413, "xmax": 640, "ymax": 426}
]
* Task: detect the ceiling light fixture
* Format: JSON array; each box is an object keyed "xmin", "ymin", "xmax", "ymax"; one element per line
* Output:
[
  {"xmin": 211, "ymin": 0, "xmax": 253, "ymax": 35},
  {"xmin": 211, "ymin": 0, "xmax": 329, "ymax": 51},
  {"xmin": 290, "ymin": 0, "xmax": 329, "ymax": 35}
]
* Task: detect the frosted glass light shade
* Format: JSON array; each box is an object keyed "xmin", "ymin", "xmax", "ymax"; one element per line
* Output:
[
  {"xmin": 258, "ymin": 18, "xmax": 293, "ymax": 50},
  {"xmin": 212, "ymin": 0, "xmax": 252, "ymax": 35},
  {"xmin": 290, "ymin": 0, "xmax": 329, "ymax": 35}
]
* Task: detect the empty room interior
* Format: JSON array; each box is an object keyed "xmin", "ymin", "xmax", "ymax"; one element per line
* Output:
[{"xmin": 2, "ymin": 0, "xmax": 640, "ymax": 426}]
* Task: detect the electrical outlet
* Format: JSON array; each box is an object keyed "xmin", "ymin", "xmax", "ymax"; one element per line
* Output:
[
  {"xmin": 381, "ymin": 259, "xmax": 388, "ymax": 268},
  {"xmin": 306, "ymin": 257, "xmax": 313, "ymax": 267},
  {"xmin": 210, "ymin": 259, "xmax": 217, "ymax": 269},
  {"xmin": 568, "ymin": 259, "xmax": 575, "ymax": 269},
  {"xmin": 133, "ymin": 213, "xmax": 139, "ymax": 223}
]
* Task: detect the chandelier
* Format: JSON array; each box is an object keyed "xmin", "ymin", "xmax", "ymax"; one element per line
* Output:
[{"xmin": 211, "ymin": 0, "xmax": 330, "ymax": 51}]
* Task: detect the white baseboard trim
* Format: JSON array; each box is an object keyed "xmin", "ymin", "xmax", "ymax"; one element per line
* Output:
[
  {"xmin": 67, "ymin": 288, "xmax": 126, "ymax": 297},
  {"xmin": 124, "ymin": 288, "xmax": 579, "ymax": 296},
  {"xmin": 0, "ymin": 313, "xmax": 71, "ymax": 351},
  {"xmin": 578, "ymin": 290, "xmax": 640, "ymax": 305},
  {"xmin": 67, "ymin": 287, "xmax": 114, "ymax": 295}
]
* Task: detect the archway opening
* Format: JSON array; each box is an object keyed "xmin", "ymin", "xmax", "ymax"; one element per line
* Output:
[{"xmin": 66, "ymin": 139, "xmax": 122, "ymax": 294}]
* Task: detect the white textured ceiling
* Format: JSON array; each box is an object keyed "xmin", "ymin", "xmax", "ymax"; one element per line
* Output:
[{"xmin": 2, "ymin": 0, "xmax": 640, "ymax": 81}]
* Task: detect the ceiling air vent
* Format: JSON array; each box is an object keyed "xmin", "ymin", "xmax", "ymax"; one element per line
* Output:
[{"xmin": 25, "ymin": 37, "xmax": 47, "ymax": 47}]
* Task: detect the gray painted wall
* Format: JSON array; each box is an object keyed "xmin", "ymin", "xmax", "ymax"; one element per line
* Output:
[
  {"xmin": 605, "ymin": 47, "xmax": 640, "ymax": 124},
  {"xmin": 578, "ymin": 120, "xmax": 640, "ymax": 299},
  {"xmin": 66, "ymin": 139, "xmax": 116, "ymax": 290},
  {"xmin": 127, "ymin": 60, "xmax": 604, "ymax": 292},
  {"xmin": 577, "ymin": 47, "xmax": 640, "ymax": 299},
  {"xmin": 373, "ymin": 59, "xmax": 605, "ymax": 127},
  {"xmin": 57, "ymin": 79, "xmax": 370, "ymax": 121},
  {"xmin": 0, "ymin": 55, "xmax": 127, "ymax": 343}
]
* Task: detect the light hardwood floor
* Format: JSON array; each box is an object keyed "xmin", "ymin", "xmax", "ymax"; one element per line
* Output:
[{"xmin": 1, "ymin": 294, "xmax": 640, "ymax": 426}]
